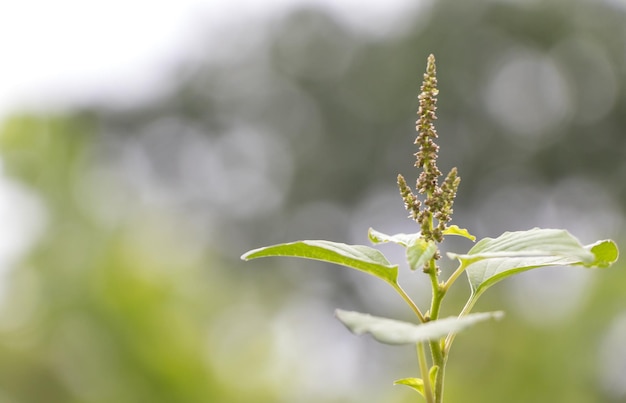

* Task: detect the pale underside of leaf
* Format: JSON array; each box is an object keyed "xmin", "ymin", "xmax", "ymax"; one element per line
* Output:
[
  {"xmin": 335, "ymin": 309, "xmax": 503, "ymax": 345},
  {"xmin": 368, "ymin": 227, "xmax": 421, "ymax": 247},
  {"xmin": 369, "ymin": 226, "xmax": 475, "ymax": 244},
  {"xmin": 368, "ymin": 227, "xmax": 437, "ymax": 270}
]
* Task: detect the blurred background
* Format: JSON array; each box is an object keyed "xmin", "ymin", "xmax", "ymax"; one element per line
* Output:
[{"xmin": 0, "ymin": 0, "xmax": 625, "ymax": 402}]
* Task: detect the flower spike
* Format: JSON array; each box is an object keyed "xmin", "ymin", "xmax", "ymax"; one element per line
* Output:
[{"xmin": 398, "ymin": 54, "xmax": 460, "ymax": 244}]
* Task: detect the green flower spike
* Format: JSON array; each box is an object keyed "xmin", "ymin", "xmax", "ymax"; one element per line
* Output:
[{"xmin": 400, "ymin": 54, "xmax": 460, "ymax": 245}]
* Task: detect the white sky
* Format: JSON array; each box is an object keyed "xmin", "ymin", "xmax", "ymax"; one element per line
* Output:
[
  {"xmin": 0, "ymin": 0, "xmax": 421, "ymax": 119},
  {"xmin": 0, "ymin": 0, "xmax": 222, "ymax": 117}
]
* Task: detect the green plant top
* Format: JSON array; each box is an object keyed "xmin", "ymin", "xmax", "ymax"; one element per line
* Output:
[{"xmin": 241, "ymin": 54, "xmax": 619, "ymax": 403}]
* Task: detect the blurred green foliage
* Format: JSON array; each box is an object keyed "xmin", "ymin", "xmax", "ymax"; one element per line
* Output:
[
  {"xmin": 0, "ymin": 0, "xmax": 625, "ymax": 402},
  {"xmin": 0, "ymin": 116, "xmax": 283, "ymax": 402}
]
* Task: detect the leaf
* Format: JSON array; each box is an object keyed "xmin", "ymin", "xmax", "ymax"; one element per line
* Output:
[
  {"xmin": 394, "ymin": 378, "xmax": 424, "ymax": 396},
  {"xmin": 368, "ymin": 227, "xmax": 437, "ymax": 270},
  {"xmin": 447, "ymin": 228, "xmax": 619, "ymax": 296},
  {"xmin": 241, "ymin": 240, "xmax": 398, "ymax": 285},
  {"xmin": 443, "ymin": 225, "xmax": 476, "ymax": 241},
  {"xmin": 429, "ymin": 365, "xmax": 439, "ymax": 388},
  {"xmin": 406, "ymin": 240, "xmax": 438, "ymax": 271},
  {"xmin": 588, "ymin": 239, "xmax": 619, "ymax": 268},
  {"xmin": 368, "ymin": 228, "xmax": 421, "ymax": 247},
  {"xmin": 335, "ymin": 309, "xmax": 503, "ymax": 345}
]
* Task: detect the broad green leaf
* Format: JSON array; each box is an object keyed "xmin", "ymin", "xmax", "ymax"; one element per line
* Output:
[
  {"xmin": 394, "ymin": 378, "xmax": 424, "ymax": 396},
  {"xmin": 241, "ymin": 240, "xmax": 398, "ymax": 284},
  {"xmin": 335, "ymin": 309, "xmax": 503, "ymax": 345},
  {"xmin": 447, "ymin": 228, "xmax": 619, "ymax": 296},
  {"xmin": 368, "ymin": 227, "xmax": 437, "ymax": 270},
  {"xmin": 443, "ymin": 225, "xmax": 476, "ymax": 241}
]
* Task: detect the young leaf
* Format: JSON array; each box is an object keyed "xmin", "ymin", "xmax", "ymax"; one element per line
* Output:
[
  {"xmin": 368, "ymin": 227, "xmax": 421, "ymax": 247},
  {"xmin": 406, "ymin": 240, "xmax": 438, "ymax": 271},
  {"xmin": 335, "ymin": 309, "xmax": 503, "ymax": 345},
  {"xmin": 429, "ymin": 365, "xmax": 439, "ymax": 388},
  {"xmin": 447, "ymin": 228, "xmax": 619, "ymax": 297},
  {"xmin": 394, "ymin": 378, "xmax": 425, "ymax": 396},
  {"xmin": 443, "ymin": 225, "xmax": 476, "ymax": 241},
  {"xmin": 368, "ymin": 227, "xmax": 437, "ymax": 270},
  {"xmin": 241, "ymin": 240, "xmax": 398, "ymax": 285}
]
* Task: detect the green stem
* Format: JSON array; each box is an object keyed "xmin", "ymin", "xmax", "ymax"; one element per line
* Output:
[
  {"xmin": 441, "ymin": 262, "xmax": 465, "ymax": 292},
  {"xmin": 423, "ymin": 205, "xmax": 443, "ymax": 321},
  {"xmin": 418, "ymin": 200, "xmax": 449, "ymax": 402},
  {"xmin": 422, "ymin": 205, "xmax": 451, "ymax": 402},
  {"xmin": 427, "ymin": 260, "xmax": 441, "ymax": 318},
  {"xmin": 428, "ymin": 273, "xmax": 447, "ymax": 403},
  {"xmin": 417, "ymin": 342, "xmax": 435, "ymax": 403},
  {"xmin": 443, "ymin": 291, "xmax": 480, "ymax": 355},
  {"xmin": 392, "ymin": 282, "xmax": 426, "ymax": 323},
  {"xmin": 431, "ymin": 351, "xmax": 446, "ymax": 403}
]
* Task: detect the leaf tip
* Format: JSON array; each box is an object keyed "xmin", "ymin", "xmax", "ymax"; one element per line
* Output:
[
  {"xmin": 394, "ymin": 377, "xmax": 425, "ymax": 395},
  {"xmin": 334, "ymin": 308, "xmax": 349, "ymax": 322},
  {"xmin": 367, "ymin": 227, "xmax": 380, "ymax": 244},
  {"xmin": 240, "ymin": 247, "xmax": 264, "ymax": 261},
  {"xmin": 587, "ymin": 239, "xmax": 619, "ymax": 268},
  {"xmin": 443, "ymin": 225, "xmax": 476, "ymax": 242},
  {"xmin": 491, "ymin": 310, "xmax": 505, "ymax": 320}
]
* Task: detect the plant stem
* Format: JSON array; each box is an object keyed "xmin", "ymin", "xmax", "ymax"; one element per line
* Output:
[
  {"xmin": 442, "ymin": 262, "xmax": 465, "ymax": 292},
  {"xmin": 431, "ymin": 351, "xmax": 446, "ymax": 403},
  {"xmin": 421, "ymin": 200, "xmax": 450, "ymax": 403},
  {"xmin": 443, "ymin": 292, "xmax": 479, "ymax": 355},
  {"xmin": 428, "ymin": 271, "xmax": 447, "ymax": 403},
  {"xmin": 392, "ymin": 282, "xmax": 426, "ymax": 323},
  {"xmin": 427, "ymin": 260, "xmax": 441, "ymax": 318},
  {"xmin": 417, "ymin": 342, "xmax": 434, "ymax": 403}
]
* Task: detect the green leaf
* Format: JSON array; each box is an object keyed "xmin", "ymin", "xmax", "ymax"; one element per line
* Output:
[
  {"xmin": 447, "ymin": 228, "xmax": 619, "ymax": 296},
  {"xmin": 394, "ymin": 378, "xmax": 424, "ymax": 396},
  {"xmin": 443, "ymin": 225, "xmax": 476, "ymax": 241},
  {"xmin": 368, "ymin": 227, "xmax": 421, "ymax": 247},
  {"xmin": 406, "ymin": 240, "xmax": 438, "ymax": 271},
  {"xmin": 335, "ymin": 309, "xmax": 503, "ymax": 345},
  {"xmin": 368, "ymin": 228, "xmax": 437, "ymax": 271},
  {"xmin": 241, "ymin": 240, "xmax": 398, "ymax": 285},
  {"xmin": 588, "ymin": 239, "xmax": 619, "ymax": 268},
  {"xmin": 429, "ymin": 365, "xmax": 439, "ymax": 388}
]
